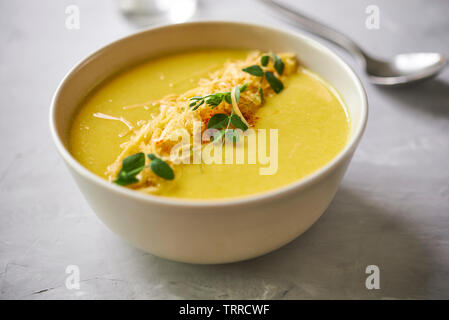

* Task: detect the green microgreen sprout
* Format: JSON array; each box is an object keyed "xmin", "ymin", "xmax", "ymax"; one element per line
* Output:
[
  {"xmin": 188, "ymin": 83, "xmax": 248, "ymax": 111},
  {"xmin": 114, "ymin": 152, "xmax": 174, "ymax": 186},
  {"xmin": 242, "ymin": 53, "xmax": 285, "ymax": 94}
]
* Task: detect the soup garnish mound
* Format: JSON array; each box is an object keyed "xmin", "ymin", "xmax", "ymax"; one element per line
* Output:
[{"xmin": 70, "ymin": 50, "xmax": 350, "ymax": 199}]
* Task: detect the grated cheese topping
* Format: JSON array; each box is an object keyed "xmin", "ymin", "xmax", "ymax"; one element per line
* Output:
[{"xmin": 99, "ymin": 51, "xmax": 298, "ymax": 192}]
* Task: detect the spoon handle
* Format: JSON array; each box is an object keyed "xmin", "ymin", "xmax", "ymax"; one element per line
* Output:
[{"xmin": 258, "ymin": 0, "xmax": 369, "ymax": 63}]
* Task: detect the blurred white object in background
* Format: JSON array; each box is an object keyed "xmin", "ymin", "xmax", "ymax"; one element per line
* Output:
[{"xmin": 118, "ymin": 0, "xmax": 197, "ymax": 27}]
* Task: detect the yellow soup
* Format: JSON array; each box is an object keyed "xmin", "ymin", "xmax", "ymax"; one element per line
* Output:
[{"xmin": 70, "ymin": 49, "xmax": 350, "ymax": 199}]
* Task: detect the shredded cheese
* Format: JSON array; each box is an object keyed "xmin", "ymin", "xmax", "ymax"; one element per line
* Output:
[
  {"xmin": 93, "ymin": 112, "xmax": 134, "ymax": 137},
  {"xmin": 93, "ymin": 112, "xmax": 134, "ymax": 130},
  {"xmin": 98, "ymin": 51, "xmax": 298, "ymax": 191}
]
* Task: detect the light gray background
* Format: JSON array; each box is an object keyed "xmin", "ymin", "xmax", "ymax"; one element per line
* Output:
[{"xmin": 1, "ymin": 0, "xmax": 448, "ymax": 299}]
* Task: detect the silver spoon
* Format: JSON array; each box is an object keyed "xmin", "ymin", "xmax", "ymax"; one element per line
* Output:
[{"xmin": 258, "ymin": 0, "xmax": 447, "ymax": 86}]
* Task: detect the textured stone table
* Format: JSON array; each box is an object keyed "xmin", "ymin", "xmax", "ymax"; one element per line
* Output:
[{"xmin": 1, "ymin": 0, "xmax": 448, "ymax": 299}]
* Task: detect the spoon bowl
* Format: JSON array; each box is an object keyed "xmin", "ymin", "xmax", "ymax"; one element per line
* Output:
[{"xmin": 366, "ymin": 53, "xmax": 447, "ymax": 86}]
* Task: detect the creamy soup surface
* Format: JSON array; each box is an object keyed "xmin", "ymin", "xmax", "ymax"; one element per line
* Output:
[{"xmin": 70, "ymin": 49, "xmax": 350, "ymax": 199}]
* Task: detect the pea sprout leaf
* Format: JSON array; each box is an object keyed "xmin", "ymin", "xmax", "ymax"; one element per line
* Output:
[
  {"xmin": 147, "ymin": 154, "xmax": 174, "ymax": 180},
  {"xmin": 114, "ymin": 152, "xmax": 146, "ymax": 186},
  {"xmin": 122, "ymin": 152, "xmax": 145, "ymax": 172},
  {"xmin": 242, "ymin": 65, "xmax": 264, "ymax": 77},
  {"xmin": 205, "ymin": 93, "xmax": 224, "ymax": 107},
  {"xmin": 272, "ymin": 54, "xmax": 284, "ymax": 75},
  {"xmin": 208, "ymin": 113, "xmax": 229, "ymax": 129},
  {"xmin": 230, "ymin": 114, "xmax": 248, "ymax": 131},
  {"xmin": 191, "ymin": 99, "xmax": 204, "ymax": 110},
  {"xmin": 265, "ymin": 71, "xmax": 284, "ymax": 93},
  {"xmin": 261, "ymin": 55, "xmax": 270, "ymax": 67},
  {"xmin": 224, "ymin": 92, "xmax": 232, "ymax": 104},
  {"xmin": 114, "ymin": 175, "xmax": 139, "ymax": 186}
]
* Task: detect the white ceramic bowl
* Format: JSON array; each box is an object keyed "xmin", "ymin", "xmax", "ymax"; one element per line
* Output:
[{"xmin": 50, "ymin": 21, "xmax": 368, "ymax": 264}]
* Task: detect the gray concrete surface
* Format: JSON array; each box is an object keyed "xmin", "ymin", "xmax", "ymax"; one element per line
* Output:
[{"xmin": 0, "ymin": 0, "xmax": 448, "ymax": 299}]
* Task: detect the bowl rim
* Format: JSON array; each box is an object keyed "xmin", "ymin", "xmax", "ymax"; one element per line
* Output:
[{"xmin": 49, "ymin": 20, "xmax": 368, "ymax": 209}]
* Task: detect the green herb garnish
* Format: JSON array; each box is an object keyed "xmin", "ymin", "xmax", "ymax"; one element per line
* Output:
[
  {"xmin": 265, "ymin": 71, "xmax": 284, "ymax": 93},
  {"xmin": 261, "ymin": 55, "xmax": 269, "ymax": 67},
  {"xmin": 114, "ymin": 152, "xmax": 146, "ymax": 186},
  {"xmin": 224, "ymin": 93, "xmax": 232, "ymax": 104},
  {"xmin": 208, "ymin": 113, "xmax": 229, "ymax": 129},
  {"xmin": 241, "ymin": 65, "xmax": 264, "ymax": 77},
  {"xmin": 272, "ymin": 53, "xmax": 285, "ymax": 75},
  {"xmin": 113, "ymin": 152, "xmax": 174, "ymax": 186},
  {"xmin": 148, "ymin": 154, "xmax": 174, "ymax": 180},
  {"xmin": 230, "ymin": 114, "xmax": 248, "ymax": 131},
  {"xmin": 242, "ymin": 53, "xmax": 284, "ymax": 94},
  {"xmin": 189, "ymin": 83, "xmax": 248, "ymax": 110},
  {"xmin": 208, "ymin": 112, "xmax": 247, "ymax": 131},
  {"xmin": 206, "ymin": 88, "xmax": 248, "ymax": 143}
]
